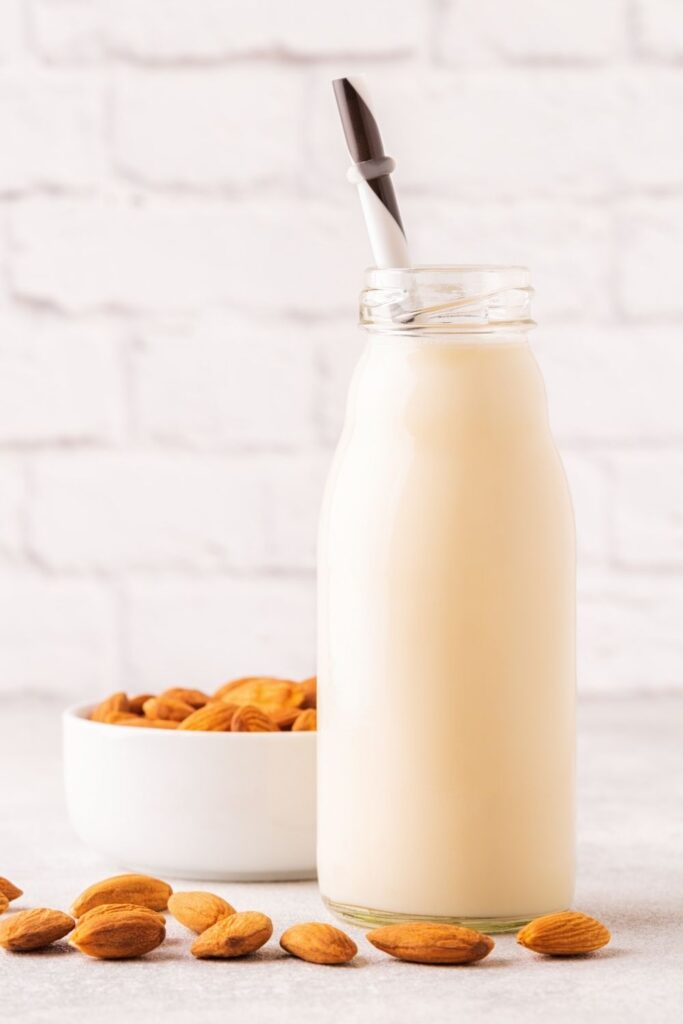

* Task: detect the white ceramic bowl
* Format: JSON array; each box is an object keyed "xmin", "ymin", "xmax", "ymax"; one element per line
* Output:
[{"xmin": 63, "ymin": 704, "xmax": 317, "ymax": 881}]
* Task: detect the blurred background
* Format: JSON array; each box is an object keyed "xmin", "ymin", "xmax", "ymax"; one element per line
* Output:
[{"xmin": 1, "ymin": 0, "xmax": 682, "ymax": 702}]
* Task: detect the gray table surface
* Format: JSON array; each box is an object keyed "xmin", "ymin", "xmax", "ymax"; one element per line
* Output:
[{"xmin": 1, "ymin": 695, "xmax": 682, "ymax": 1023}]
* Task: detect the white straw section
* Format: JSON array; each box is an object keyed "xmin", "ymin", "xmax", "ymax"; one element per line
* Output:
[{"xmin": 354, "ymin": 178, "xmax": 410, "ymax": 268}]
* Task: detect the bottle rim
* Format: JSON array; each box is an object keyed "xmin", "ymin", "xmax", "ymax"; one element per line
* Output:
[{"xmin": 360, "ymin": 265, "xmax": 535, "ymax": 333}]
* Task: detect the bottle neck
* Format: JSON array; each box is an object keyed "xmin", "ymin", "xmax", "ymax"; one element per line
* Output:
[{"xmin": 360, "ymin": 266, "xmax": 535, "ymax": 336}]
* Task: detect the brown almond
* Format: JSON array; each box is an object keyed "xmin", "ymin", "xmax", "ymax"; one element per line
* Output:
[
  {"xmin": 168, "ymin": 892, "xmax": 236, "ymax": 934},
  {"xmin": 71, "ymin": 906, "xmax": 165, "ymax": 959},
  {"xmin": 178, "ymin": 702, "xmax": 238, "ymax": 732},
  {"xmin": 142, "ymin": 696, "xmax": 195, "ymax": 722},
  {"xmin": 0, "ymin": 877, "xmax": 23, "ymax": 903},
  {"xmin": 191, "ymin": 911, "xmax": 273, "ymax": 959},
  {"xmin": 214, "ymin": 677, "xmax": 305, "ymax": 714},
  {"xmin": 159, "ymin": 687, "xmax": 210, "ymax": 709},
  {"xmin": 99, "ymin": 710, "xmax": 179, "ymax": 729},
  {"xmin": 280, "ymin": 922, "xmax": 357, "ymax": 965},
  {"xmin": 292, "ymin": 709, "xmax": 317, "ymax": 732},
  {"xmin": 517, "ymin": 911, "xmax": 611, "ymax": 956},
  {"xmin": 231, "ymin": 705, "xmax": 278, "ymax": 733},
  {"xmin": 91, "ymin": 691, "xmax": 129, "ymax": 722},
  {"xmin": 367, "ymin": 922, "xmax": 494, "ymax": 965},
  {"xmin": 270, "ymin": 707, "xmax": 302, "ymax": 730},
  {"xmin": 78, "ymin": 903, "xmax": 166, "ymax": 928},
  {"xmin": 128, "ymin": 693, "xmax": 155, "ymax": 714},
  {"xmin": 301, "ymin": 676, "xmax": 317, "ymax": 709},
  {"xmin": 0, "ymin": 894, "xmax": 8, "ymax": 915},
  {"xmin": 0, "ymin": 908, "xmax": 75, "ymax": 951},
  {"xmin": 72, "ymin": 873, "xmax": 172, "ymax": 917}
]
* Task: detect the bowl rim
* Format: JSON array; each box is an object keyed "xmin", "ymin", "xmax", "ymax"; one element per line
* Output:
[{"xmin": 63, "ymin": 701, "xmax": 316, "ymax": 740}]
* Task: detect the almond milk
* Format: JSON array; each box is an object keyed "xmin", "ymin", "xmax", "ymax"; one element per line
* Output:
[{"xmin": 317, "ymin": 267, "xmax": 575, "ymax": 931}]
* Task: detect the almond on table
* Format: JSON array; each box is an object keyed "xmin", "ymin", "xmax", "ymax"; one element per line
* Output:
[
  {"xmin": 367, "ymin": 922, "xmax": 494, "ymax": 965},
  {"xmin": 78, "ymin": 903, "xmax": 166, "ymax": 928},
  {"xmin": 517, "ymin": 911, "xmax": 611, "ymax": 956},
  {"xmin": 71, "ymin": 874, "xmax": 172, "ymax": 917},
  {"xmin": 0, "ymin": 877, "xmax": 23, "ymax": 903},
  {"xmin": 0, "ymin": 909, "xmax": 75, "ymax": 952},
  {"xmin": 280, "ymin": 922, "xmax": 357, "ymax": 965},
  {"xmin": 71, "ymin": 906, "xmax": 165, "ymax": 959},
  {"xmin": 168, "ymin": 892, "xmax": 236, "ymax": 934},
  {"xmin": 0, "ymin": 894, "xmax": 8, "ymax": 915},
  {"xmin": 191, "ymin": 911, "xmax": 273, "ymax": 959}
]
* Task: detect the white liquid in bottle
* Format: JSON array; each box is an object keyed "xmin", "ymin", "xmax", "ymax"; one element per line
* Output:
[{"xmin": 317, "ymin": 268, "xmax": 575, "ymax": 931}]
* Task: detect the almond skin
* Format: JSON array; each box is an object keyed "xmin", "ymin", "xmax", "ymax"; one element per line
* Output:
[
  {"xmin": 128, "ymin": 693, "xmax": 155, "ymax": 714},
  {"xmin": 0, "ymin": 908, "xmax": 75, "ymax": 951},
  {"xmin": 159, "ymin": 687, "xmax": 210, "ymax": 709},
  {"xmin": 280, "ymin": 922, "xmax": 357, "ymax": 965},
  {"xmin": 91, "ymin": 691, "xmax": 129, "ymax": 722},
  {"xmin": 517, "ymin": 911, "xmax": 611, "ymax": 956},
  {"xmin": 0, "ymin": 894, "xmax": 8, "ymax": 915},
  {"xmin": 71, "ymin": 907, "xmax": 165, "ymax": 959},
  {"xmin": 178, "ymin": 702, "xmax": 238, "ymax": 732},
  {"xmin": 78, "ymin": 903, "xmax": 166, "ymax": 928},
  {"xmin": 214, "ymin": 677, "xmax": 305, "ymax": 714},
  {"xmin": 71, "ymin": 874, "xmax": 172, "ymax": 917},
  {"xmin": 0, "ymin": 877, "xmax": 23, "ymax": 903},
  {"xmin": 270, "ymin": 707, "xmax": 302, "ymax": 730},
  {"xmin": 168, "ymin": 892, "xmax": 236, "ymax": 934},
  {"xmin": 231, "ymin": 705, "xmax": 279, "ymax": 732},
  {"xmin": 102, "ymin": 711, "xmax": 179, "ymax": 729},
  {"xmin": 142, "ymin": 696, "xmax": 195, "ymax": 722},
  {"xmin": 292, "ymin": 709, "xmax": 317, "ymax": 732},
  {"xmin": 367, "ymin": 922, "xmax": 494, "ymax": 965},
  {"xmin": 191, "ymin": 911, "xmax": 273, "ymax": 959},
  {"xmin": 301, "ymin": 676, "xmax": 317, "ymax": 709}
]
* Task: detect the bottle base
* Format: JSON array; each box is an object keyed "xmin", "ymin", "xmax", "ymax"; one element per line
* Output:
[{"xmin": 322, "ymin": 895, "xmax": 536, "ymax": 934}]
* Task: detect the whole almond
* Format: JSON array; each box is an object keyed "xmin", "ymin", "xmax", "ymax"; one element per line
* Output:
[
  {"xmin": 191, "ymin": 911, "xmax": 273, "ymax": 959},
  {"xmin": 71, "ymin": 907, "xmax": 165, "ymax": 959},
  {"xmin": 231, "ymin": 705, "xmax": 278, "ymax": 733},
  {"xmin": 102, "ymin": 712, "xmax": 179, "ymax": 729},
  {"xmin": 301, "ymin": 676, "xmax": 317, "ymax": 709},
  {"xmin": 178, "ymin": 702, "xmax": 238, "ymax": 732},
  {"xmin": 128, "ymin": 693, "xmax": 155, "ymax": 714},
  {"xmin": 168, "ymin": 892, "xmax": 236, "ymax": 934},
  {"xmin": 292, "ymin": 709, "xmax": 317, "ymax": 732},
  {"xmin": 143, "ymin": 696, "xmax": 195, "ymax": 722},
  {"xmin": 91, "ymin": 691, "xmax": 129, "ymax": 722},
  {"xmin": 280, "ymin": 922, "xmax": 357, "ymax": 965},
  {"xmin": 517, "ymin": 911, "xmax": 611, "ymax": 956},
  {"xmin": 214, "ymin": 677, "xmax": 305, "ymax": 714},
  {"xmin": 0, "ymin": 908, "xmax": 75, "ymax": 951},
  {"xmin": 0, "ymin": 894, "xmax": 8, "ymax": 915},
  {"xmin": 367, "ymin": 922, "xmax": 494, "ymax": 965},
  {"xmin": 78, "ymin": 903, "xmax": 166, "ymax": 927},
  {"xmin": 72, "ymin": 874, "xmax": 172, "ymax": 917},
  {"xmin": 0, "ymin": 877, "xmax": 23, "ymax": 903},
  {"xmin": 270, "ymin": 707, "xmax": 302, "ymax": 730},
  {"xmin": 159, "ymin": 687, "xmax": 210, "ymax": 709}
]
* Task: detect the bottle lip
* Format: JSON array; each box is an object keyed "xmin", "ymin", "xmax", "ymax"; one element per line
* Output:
[{"xmin": 360, "ymin": 265, "xmax": 534, "ymax": 333}]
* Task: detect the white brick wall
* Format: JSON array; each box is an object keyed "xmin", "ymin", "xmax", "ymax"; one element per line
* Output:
[{"xmin": 1, "ymin": 0, "xmax": 682, "ymax": 698}]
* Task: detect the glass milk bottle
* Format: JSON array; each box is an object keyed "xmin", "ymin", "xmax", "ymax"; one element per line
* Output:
[{"xmin": 317, "ymin": 266, "xmax": 575, "ymax": 932}]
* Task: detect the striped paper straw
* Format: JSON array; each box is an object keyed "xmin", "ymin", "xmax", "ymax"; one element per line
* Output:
[{"xmin": 333, "ymin": 75, "xmax": 410, "ymax": 269}]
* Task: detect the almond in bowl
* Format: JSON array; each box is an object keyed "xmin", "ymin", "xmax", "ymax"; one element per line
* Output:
[{"xmin": 63, "ymin": 676, "xmax": 317, "ymax": 881}]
